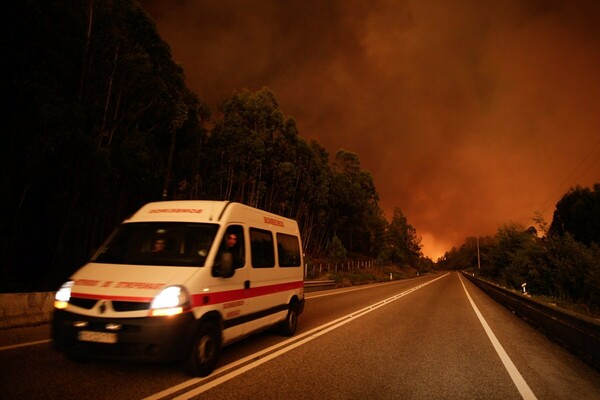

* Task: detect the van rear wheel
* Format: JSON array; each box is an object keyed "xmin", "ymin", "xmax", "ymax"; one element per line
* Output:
[
  {"xmin": 185, "ymin": 322, "xmax": 221, "ymax": 377},
  {"xmin": 278, "ymin": 301, "xmax": 298, "ymax": 336}
]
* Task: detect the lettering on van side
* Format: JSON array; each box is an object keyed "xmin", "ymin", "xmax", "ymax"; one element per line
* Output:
[
  {"xmin": 73, "ymin": 279, "xmax": 164, "ymax": 290},
  {"xmin": 263, "ymin": 217, "xmax": 284, "ymax": 227},
  {"xmin": 223, "ymin": 300, "xmax": 245, "ymax": 309},
  {"xmin": 148, "ymin": 208, "xmax": 203, "ymax": 214},
  {"xmin": 74, "ymin": 279, "xmax": 101, "ymax": 286},
  {"xmin": 114, "ymin": 281, "xmax": 165, "ymax": 289}
]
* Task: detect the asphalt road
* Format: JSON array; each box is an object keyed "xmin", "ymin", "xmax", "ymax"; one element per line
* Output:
[{"xmin": 1, "ymin": 272, "xmax": 599, "ymax": 399}]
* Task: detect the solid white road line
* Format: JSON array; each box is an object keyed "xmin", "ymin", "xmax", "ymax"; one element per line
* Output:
[
  {"xmin": 459, "ymin": 274, "xmax": 538, "ymax": 400},
  {"xmin": 305, "ymin": 278, "xmax": 413, "ymax": 299}
]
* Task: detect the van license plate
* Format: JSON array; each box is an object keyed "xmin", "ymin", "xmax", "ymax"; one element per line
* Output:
[{"xmin": 78, "ymin": 331, "xmax": 117, "ymax": 344}]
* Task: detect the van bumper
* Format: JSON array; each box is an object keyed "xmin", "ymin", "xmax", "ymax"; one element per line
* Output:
[{"xmin": 52, "ymin": 309, "xmax": 197, "ymax": 362}]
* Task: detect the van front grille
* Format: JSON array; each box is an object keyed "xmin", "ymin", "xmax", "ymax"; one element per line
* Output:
[
  {"xmin": 112, "ymin": 301, "xmax": 151, "ymax": 312},
  {"xmin": 69, "ymin": 298, "xmax": 97, "ymax": 309},
  {"xmin": 69, "ymin": 298, "xmax": 150, "ymax": 312}
]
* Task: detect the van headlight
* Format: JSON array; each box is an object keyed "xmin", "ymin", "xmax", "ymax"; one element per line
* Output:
[
  {"xmin": 150, "ymin": 286, "xmax": 190, "ymax": 316},
  {"xmin": 54, "ymin": 280, "xmax": 74, "ymax": 309}
]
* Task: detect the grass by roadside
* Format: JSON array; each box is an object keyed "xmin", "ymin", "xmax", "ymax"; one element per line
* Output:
[
  {"xmin": 524, "ymin": 294, "xmax": 600, "ymax": 320},
  {"xmin": 463, "ymin": 269, "xmax": 600, "ymax": 320}
]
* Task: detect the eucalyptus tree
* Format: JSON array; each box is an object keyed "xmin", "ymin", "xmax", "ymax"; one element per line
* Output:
[
  {"xmin": 291, "ymin": 139, "xmax": 332, "ymax": 254},
  {"xmin": 205, "ymin": 88, "xmax": 286, "ymax": 205},
  {"xmin": 385, "ymin": 207, "xmax": 422, "ymax": 266},
  {"xmin": 203, "ymin": 88, "xmax": 334, "ymax": 254},
  {"xmin": 329, "ymin": 149, "xmax": 381, "ymax": 255}
]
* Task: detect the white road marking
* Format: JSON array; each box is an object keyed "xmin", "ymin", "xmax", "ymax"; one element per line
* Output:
[
  {"xmin": 305, "ymin": 279, "xmax": 408, "ymax": 299},
  {"xmin": 0, "ymin": 339, "xmax": 51, "ymax": 351},
  {"xmin": 459, "ymin": 274, "xmax": 538, "ymax": 400},
  {"xmin": 144, "ymin": 273, "xmax": 450, "ymax": 400}
]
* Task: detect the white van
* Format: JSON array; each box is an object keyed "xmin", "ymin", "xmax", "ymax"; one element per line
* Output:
[{"xmin": 52, "ymin": 201, "xmax": 305, "ymax": 376}]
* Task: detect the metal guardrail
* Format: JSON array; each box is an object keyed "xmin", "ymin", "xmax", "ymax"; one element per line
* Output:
[
  {"xmin": 304, "ymin": 280, "xmax": 337, "ymax": 292},
  {"xmin": 462, "ymin": 272, "xmax": 600, "ymax": 371}
]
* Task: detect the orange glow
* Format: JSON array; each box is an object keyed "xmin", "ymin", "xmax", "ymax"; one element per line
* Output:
[
  {"xmin": 141, "ymin": 1, "xmax": 600, "ymax": 255},
  {"xmin": 420, "ymin": 233, "xmax": 450, "ymax": 261}
]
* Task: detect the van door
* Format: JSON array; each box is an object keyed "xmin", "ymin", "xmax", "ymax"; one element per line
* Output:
[
  {"xmin": 213, "ymin": 224, "xmax": 249, "ymax": 343},
  {"xmin": 243, "ymin": 227, "xmax": 283, "ymax": 333}
]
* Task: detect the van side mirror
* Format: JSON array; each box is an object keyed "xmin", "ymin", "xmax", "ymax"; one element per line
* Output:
[{"xmin": 215, "ymin": 252, "xmax": 235, "ymax": 278}]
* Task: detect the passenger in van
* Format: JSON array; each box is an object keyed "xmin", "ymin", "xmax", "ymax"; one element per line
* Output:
[{"xmin": 151, "ymin": 239, "xmax": 166, "ymax": 252}]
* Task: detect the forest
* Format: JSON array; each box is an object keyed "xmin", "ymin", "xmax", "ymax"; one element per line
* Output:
[
  {"xmin": 3, "ymin": 0, "xmax": 423, "ymax": 292},
  {"xmin": 438, "ymin": 184, "xmax": 600, "ymax": 315}
]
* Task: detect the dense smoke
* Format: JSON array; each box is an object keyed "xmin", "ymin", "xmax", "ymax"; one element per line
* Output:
[{"xmin": 140, "ymin": 0, "xmax": 600, "ymax": 258}]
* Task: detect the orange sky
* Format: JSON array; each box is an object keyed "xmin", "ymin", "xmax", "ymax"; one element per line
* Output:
[{"xmin": 140, "ymin": 0, "xmax": 600, "ymax": 260}]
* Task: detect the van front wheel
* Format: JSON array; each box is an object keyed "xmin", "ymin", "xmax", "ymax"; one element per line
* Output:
[
  {"xmin": 185, "ymin": 322, "xmax": 221, "ymax": 377},
  {"xmin": 278, "ymin": 301, "xmax": 298, "ymax": 336}
]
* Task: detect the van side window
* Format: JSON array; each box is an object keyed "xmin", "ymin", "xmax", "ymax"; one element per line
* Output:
[
  {"xmin": 250, "ymin": 228, "xmax": 275, "ymax": 268},
  {"xmin": 219, "ymin": 225, "xmax": 245, "ymax": 269},
  {"xmin": 277, "ymin": 233, "xmax": 301, "ymax": 267}
]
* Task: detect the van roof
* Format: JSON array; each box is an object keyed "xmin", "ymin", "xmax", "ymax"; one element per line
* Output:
[
  {"xmin": 125, "ymin": 201, "xmax": 299, "ymax": 233},
  {"xmin": 127, "ymin": 201, "xmax": 229, "ymax": 223}
]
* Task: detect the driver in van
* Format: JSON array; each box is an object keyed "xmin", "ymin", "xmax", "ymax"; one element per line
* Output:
[
  {"xmin": 225, "ymin": 233, "xmax": 237, "ymax": 251},
  {"xmin": 222, "ymin": 230, "xmax": 244, "ymax": 268}
]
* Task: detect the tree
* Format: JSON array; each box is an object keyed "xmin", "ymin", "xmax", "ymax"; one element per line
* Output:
[
  {"xmin": 385, "ymin": 208, "xmax": 422, "ymax": 266},
  {"xmin": 328, "ymin": 149, "xmax": 381, "ymax": 255},
  {"xmin": 549, "ymin": 183, "xmax": 600, "ymax": 246},
  {"xmin": 328, "ymin": 235, "xmax": 347, "ymax": 264},
  {"xmin": 488, "ymin": 222, "xmax": 541, "ymax": 288},
  {"xmin": 437, "ymin": 236, "xmax": 494, "ymax": 272},
  {"xmin": 541, "ymin": 232, "xmax": 599, "ymax": 306},
  {"xmin": 204, "ymin": 88, "xmax": 290, "ymax": 207}
]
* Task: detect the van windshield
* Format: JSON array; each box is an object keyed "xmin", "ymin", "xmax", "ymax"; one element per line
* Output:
[{"xmin": 93, "ymin": 222, "xmax": 219, "ymax": 267}]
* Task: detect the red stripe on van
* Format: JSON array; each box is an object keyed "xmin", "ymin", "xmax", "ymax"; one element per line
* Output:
[
  {"xmin": 191, "ymin": 280, "xmax": 304, "ymax": 307},
  {"xmin": 71, "ymin": 280, "xmax": 304, "ymax": 306}
]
